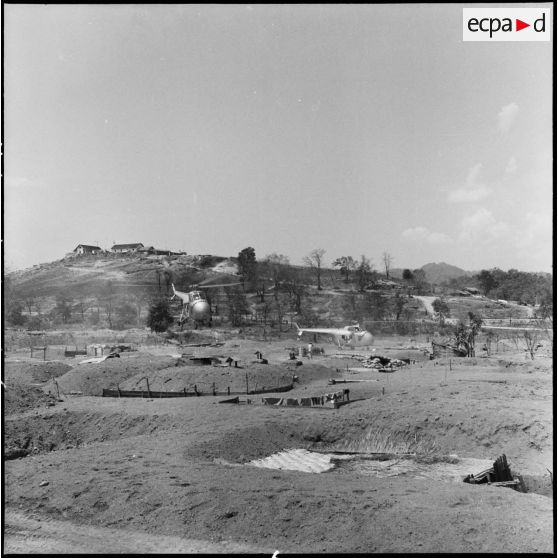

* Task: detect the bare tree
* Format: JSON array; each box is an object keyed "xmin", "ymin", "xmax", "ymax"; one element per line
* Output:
[
  {"xmin": 523, "ymin": 330, "xmax": 541, "ymax": 360},
  {"xmin": 255, "ymin": 301, "xmax": 270, "ymax": 326},
  {"xmin": 131, "ymin": 292, "xmax": 149, "ymax": 326},
  {"xmin": 23, "ymin": 297, "xmax": 36, "ymax": 316},
  {"xmin": 454, "ymin": 312, "xmax": 483, "ymax": 357},
  {"xmin": 225, "ymin": 287, "xmax": 249, "ymax": 327},
  {"xmin": 382, "ymin": 251, "xmax": 393, "ymax": 279},
  {"xmin": 97, "ymin": 281, "xmax": 117, "ymax": 329},
  {"xmin": 356, "ymin": 255, "xmax": 373, "ymax": 292},
  {"xmin": 332, "ymin": 256, "xmax": 357, "ymax": 283},
  {"xmin": 270, "ymin": 298, "xmax": 286, "ymax": 332},
  {"xmin": 263, "ymin": 253, "xmax": 290, "ymax": 299},
  {"xmin": 303, "ymin": 248, "xmax": 326, "ymax": 290},
  {"xmin": 391, "ymin": 293, "xmax": 406, "ymax": 321},
  {"xmin": 484, "ymin": 331, "xmax": 498, "ymax": 356},
  {"xmin": 255, "ymin": 277, "xmax": 268, "ymax": 303},
  {"xmin": 74, "ymin": 296, "xmax": 92, "ymax": 323},
  {"xmin": 284, "ymin": 269, "xmax": 306, "ymax": 314},
  {"xmin": 53, "ymin": 295, "xmax": 73, "ymax": 324}
]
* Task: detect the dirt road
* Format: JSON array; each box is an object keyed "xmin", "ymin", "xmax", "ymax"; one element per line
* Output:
[{"xmin": 4, "ymin": 511, "xmax": 273, "ymax": 554}]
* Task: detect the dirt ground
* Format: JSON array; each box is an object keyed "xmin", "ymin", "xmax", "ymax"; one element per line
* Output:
[{"xmin": 3, "ymin": 334, "xmax": 554, "ymax": 553}]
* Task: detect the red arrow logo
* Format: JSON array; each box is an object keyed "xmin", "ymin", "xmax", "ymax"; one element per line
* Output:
[{"xmin": 516, "ymin": 19, "xmax": 530, "ymax": 31}]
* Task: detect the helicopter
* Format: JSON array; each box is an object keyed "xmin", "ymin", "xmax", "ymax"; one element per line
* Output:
[
  {"xmin": 170, "ymin": 283, "xmax": 212, "ymax": 328},
  {"xmin": 170, "ymin": 278, "xmax": 243, "ymax": 328},
  {"xmin": 294, "ymin": 322, "xmax": 374, "ymax": 349}
]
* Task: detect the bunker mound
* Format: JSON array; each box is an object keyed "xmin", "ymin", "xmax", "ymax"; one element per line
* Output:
[
  {"xmin": 4, "ymin": 384, "xmax": 58, "ymax": 416},
  {"xmin": 114, "ymin": 361, "xmax": 336, "ymax": 395},
  {"xmin": 118, "ymin": 364, "xmax": 295, "ymax": 394},
  {"xmin": 44, "ymin": 353, "xmax": 179, "ymax": 396},
  {"xmin": 4, "ymin": 360, "xmax": 73, "ymax": 384}
]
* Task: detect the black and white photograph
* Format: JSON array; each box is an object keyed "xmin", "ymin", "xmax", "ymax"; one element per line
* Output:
[{"xmin": 3, "ymin": 3, "xmax": 554, "ymax": 553}]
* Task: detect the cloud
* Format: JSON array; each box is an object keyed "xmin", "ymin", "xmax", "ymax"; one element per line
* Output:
[
  {"xmin": 458, "ymin": 208, "xmax": 509, "ymax": 243},
  {"xmin": 498, "ymin": 102, "xmax": 519, "ymax": 133},
  {"xmin": 505, "ymin": 156, "xmax": 517, "ymax": 174},
  {"xmin": 401, "ymin": 226, "xmax": 452, "ymax": 245},
  {"xmin": 465, "ymin": 163, "xmax": 482, "ymax": 187},
  {"xmin": 515, "ymin": 211, "xmax": 552, "ymax": 251},
  {"xmin": 448, "ymin": 186, "xmax": 489, "ymax": 203},
  {"xmin": 5, "ymin": 176, "xmax": 35, "ymax": 189},
  {"xmin": 448, "ymin": 163, "xmax": 490, "ymax": 203},
  {"xmin": 512, "ymin": 211, "xmax": 552, "ymax": 271}
]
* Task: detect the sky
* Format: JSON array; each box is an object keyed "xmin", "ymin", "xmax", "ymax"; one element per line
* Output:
[{"xmin": 4, "ymin": 3, "xmax": 554, "ymax": 273}]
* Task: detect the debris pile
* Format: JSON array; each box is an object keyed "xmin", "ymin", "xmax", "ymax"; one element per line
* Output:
[
  {"xmin": 362, "ymin": 356, "xmax": 413, "ymax": 372},
  {"xmin": 431, "ymin": 340, "xmax": 467, "ymax": 359},
  {"xmin": 463, "ymin": 454, "xmax": 522, "ymax": 490},
  {"xmin": 221, "ymin": 389, "xmax": 351, "ymax": 408},
  {"xmin": 78, "ymin": 352, "xmax": 120, "ymax": 365}
]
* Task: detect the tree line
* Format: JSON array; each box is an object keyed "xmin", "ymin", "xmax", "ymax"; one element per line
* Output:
[
  {"xmin": 445, "ymin": 268, "xmax": 553, "ymax": 318},
  {"xmin": 4, "ymin": 247, "xmax": 552, "ymax": 334}
]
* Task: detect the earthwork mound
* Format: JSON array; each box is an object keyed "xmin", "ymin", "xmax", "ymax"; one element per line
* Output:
[
  {"xmin": 117, "ymin": 364, "xmax": 297, "ymax": 395},
  {"xmin": 43, "ymin": 353, "xmax": 179, "ymax": 396},
  {"xmin": 4, "ymin": 360, "xmax": 73, "ymax": 384}
]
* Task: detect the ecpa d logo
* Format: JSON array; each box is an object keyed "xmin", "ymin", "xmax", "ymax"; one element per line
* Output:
[{"xmin": 463, "ymin": 8, "xmax": 550, "ymax": 41}]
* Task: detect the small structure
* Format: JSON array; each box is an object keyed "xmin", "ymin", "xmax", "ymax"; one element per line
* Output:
[
  {"xmin": 30, "ymin": 346, "xmax": 47, "ymax": 360},
  {"xmin": 464, "ymin": 287, "xmax": 481, "ymax": 295},
  {"xmin": 431, "ymin": 341, "xmax": 467, "ymax": 358},
  {"xmin": 111, "ymin": 243, "xmax": 144, "ymax": 254},
  {"xmin": 138, "ymin": 246, "xmax": 177, "ymax": 256},
  {"xmin": 186, "ymin": 355, "xmax": 222, "ymax": 366},
  {"xmin": 64, "ymin": 346, "xmax": 88, "ymax": 357},
  {"xmin": 253, "ymin": 351, "xmax": 268, "ymax": 364},
  {"xmin": 261, "ymin": 389, "xmax": 351, "ymax": 409},
  {"xmin": 376, "ymin": 279, "xmax": 402, "ymax": 289},
  {"xmin": 73, "ymin": 244, "xmax": 102, "ymax": 255},
  {"xmin": 464, "ymin": 454, "xmax": 521, "ymax": 490}
]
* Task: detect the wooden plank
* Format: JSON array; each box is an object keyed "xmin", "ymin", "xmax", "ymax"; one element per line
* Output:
[{"xmin": 490, "ymin": 480, "xmax": 520, "ymax": 487}]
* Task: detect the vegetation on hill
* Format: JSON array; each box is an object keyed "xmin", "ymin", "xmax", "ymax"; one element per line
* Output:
[
  {"xmin": 474, "ymin": 268, "xmax": 552, "ymax": 306},
  {"xmin": 3, "ymin": 249, "xmax": 553, "ymax": 336}
]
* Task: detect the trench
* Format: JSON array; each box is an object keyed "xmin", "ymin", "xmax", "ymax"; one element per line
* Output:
[
  {"xmin": 245, "ymin": 448, "xmax": 552, "ymax": 497},
  {"xmin": 248, "ymin": 448, "xmax": 492, "ymax": 480},
  {"xmin": 5, "ymin": 406, "xmax": 552, "ymax": 498}
]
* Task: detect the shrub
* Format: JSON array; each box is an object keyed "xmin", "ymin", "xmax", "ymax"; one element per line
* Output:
[{"xmin": 147, "ymin": 299, "xmax": 174, "ymax": 332}]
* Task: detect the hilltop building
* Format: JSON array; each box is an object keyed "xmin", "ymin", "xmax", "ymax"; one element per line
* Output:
[
  {"xmin": 138, "ymin": 246, "xmax": 182, "ymax": 256},
  {"xmin": 111, "ymin": 243, "xmax": 144, "ymax": 254},
  {"xmin": 73, "ymin": 244, "xmax": 102, "ymax": 255}
]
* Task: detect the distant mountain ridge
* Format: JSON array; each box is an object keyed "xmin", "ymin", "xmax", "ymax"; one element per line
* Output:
[
  {"xmin": 420, "ymin": 262, "xmax": 472, "ymax": 284},
  {"xmin": 389, "ymin": 262, "xmax": 472, "ymax": 284}
]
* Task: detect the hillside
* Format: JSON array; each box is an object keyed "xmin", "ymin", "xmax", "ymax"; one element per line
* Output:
[
  {"xmin": 4, "ymin": 253, "xmax": 548, "ymax": 335},
  {"xmin": 4, "ymin": 253, "xmax": 241, "ymax": 328},
  {"xmin": 7, "ymin": 254, "xmax": 237, "ymax": 298}
]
